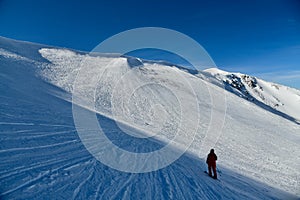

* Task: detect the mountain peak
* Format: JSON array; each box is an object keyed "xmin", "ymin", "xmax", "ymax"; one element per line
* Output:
[{"xmin": 204, "ymin": 67, "xmax": 300, "ymax": 124}]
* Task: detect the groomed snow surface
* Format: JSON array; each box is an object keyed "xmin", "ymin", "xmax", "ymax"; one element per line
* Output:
[{"xmin": 0, "ymin": 36, "xmax": 299, "ymax": 199}]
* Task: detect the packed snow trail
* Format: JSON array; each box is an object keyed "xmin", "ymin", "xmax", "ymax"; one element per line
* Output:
[
  {"xmin": 0, "ymin": 92, "xmax": 295, "ymax": 199},
  {"xmin": 0, "ymin": 36, "xmax": 299, "ymax": 199}
]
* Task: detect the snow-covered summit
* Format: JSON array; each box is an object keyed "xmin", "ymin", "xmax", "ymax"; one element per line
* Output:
[{"xmin": 204, "ymin": 68, "xmax": 300, "ymax": 123}]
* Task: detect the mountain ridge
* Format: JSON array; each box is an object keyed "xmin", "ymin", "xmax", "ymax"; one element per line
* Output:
[{"xmin": 0, "ymin": 36, "xmax": 299, "ymax": 199}]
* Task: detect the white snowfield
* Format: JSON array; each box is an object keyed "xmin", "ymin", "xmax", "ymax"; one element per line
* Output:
[{"xmin": 0, "ymin": 36, "xmax": 299, "ymax": 199}]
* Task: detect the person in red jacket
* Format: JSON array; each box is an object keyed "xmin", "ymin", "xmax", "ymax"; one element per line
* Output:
[{"xmin": 206, "ymin": 149, "xmax": 218, "ymax": 179}]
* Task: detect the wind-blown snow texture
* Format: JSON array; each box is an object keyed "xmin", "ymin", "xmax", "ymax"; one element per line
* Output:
[{"xmin": 0, "ymin": 36, "xmax": 299, "ymax": 199}]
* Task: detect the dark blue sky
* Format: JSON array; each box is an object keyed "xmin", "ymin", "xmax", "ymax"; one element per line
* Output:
[{"xmin": 0, "ymin": 0, "xmax": 299, "ymax": 88}]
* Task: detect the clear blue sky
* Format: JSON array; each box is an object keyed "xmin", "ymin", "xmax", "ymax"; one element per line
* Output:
[{"xmin": 0, "ymin": 0, "xmax": 299, "ymax": 88}]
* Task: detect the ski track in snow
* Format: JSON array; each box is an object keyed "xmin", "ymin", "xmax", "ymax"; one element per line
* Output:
[
  {"xmin": 0, "ymin": 36, "xmax": 299, "ymax": 199},
  {"xmin": 0, "ymin": 139, "xmax": 79, "ymax": 153}
]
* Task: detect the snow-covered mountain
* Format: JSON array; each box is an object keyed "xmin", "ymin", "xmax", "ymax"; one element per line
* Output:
[
  {"xmin": 204, "ymin": 68, "xmax": 300, "ymax": 124},
  {"xmin": 0, "ymin": 36, "xmax": 299, "ymax": 199}
]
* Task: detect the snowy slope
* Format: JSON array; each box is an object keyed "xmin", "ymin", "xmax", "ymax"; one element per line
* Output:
[
  {"xmin": 0, "ymin": 36, "xmax": 299, "ymax": 199},
  {"xmin": 204, "ymin": 68, "xmax": 300, "ymax": 124}
]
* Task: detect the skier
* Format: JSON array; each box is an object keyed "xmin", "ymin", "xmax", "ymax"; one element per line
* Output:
[{"xmin": 206, "ymin": 149, "xmax": 218, "ymax": 179}]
